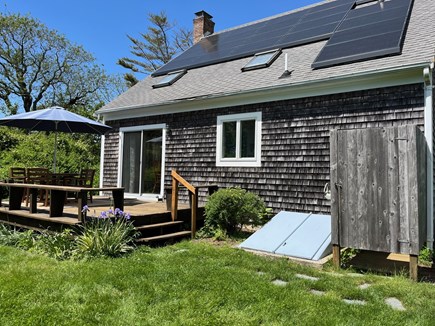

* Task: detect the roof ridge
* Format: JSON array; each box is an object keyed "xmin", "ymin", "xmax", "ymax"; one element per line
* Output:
[{"xmin": 209, "ymin": 0, "xmax": 339, "ymax": 37}]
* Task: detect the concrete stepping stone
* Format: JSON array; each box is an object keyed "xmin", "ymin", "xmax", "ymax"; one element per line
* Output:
[
  {"xmin": 272, "ymin": 279, "xmax": 288, "ymax": 286},
  {"xmin": 343, "ymin": 299, "xmax": 366, "ymax": 305},
  {"xmin": 358, "ymin": 283, "xmax": 371, "ymax": 290},
  {"xmin": 310, "ymin": 289, "xmax": 326, "ymax": 296},
  {"xmin": 385, "ymin": 297, "xmax": 406, "ymax": 311},
  {"xmin": 348, "ymin": 272, "xmax": 364, "ymax": 278},
  {"xmin": 296, "ymin": 274, "xmax": 319, "ymax": 281}
]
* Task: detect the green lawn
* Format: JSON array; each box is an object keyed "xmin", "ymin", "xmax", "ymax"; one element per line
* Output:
[{"xmin": 1, "ymin": 241, "xmax": 434, "ymax": 325}]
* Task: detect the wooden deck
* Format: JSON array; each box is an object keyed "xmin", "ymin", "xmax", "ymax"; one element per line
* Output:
[{"xmin": 0, "ymin": 196, "xmax": 193, "ymax": 231}]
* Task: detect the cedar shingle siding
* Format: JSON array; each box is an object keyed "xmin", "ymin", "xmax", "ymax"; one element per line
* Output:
[{"xmin": 103, "ymin": 84, "xmax": 424, "ymax": 214}]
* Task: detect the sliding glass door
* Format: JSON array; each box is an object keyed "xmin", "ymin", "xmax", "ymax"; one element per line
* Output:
[{"xmin": 120, "ymin": 125, "xmax": 165, "ymax": 197}]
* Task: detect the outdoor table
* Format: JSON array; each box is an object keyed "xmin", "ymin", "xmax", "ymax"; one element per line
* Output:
[
  {"xmin": 0, "ymin": 182, "xmax": 124, "ymax": 222},
  {"xmin": 49, "ymin": 173, "xmax": 79, "ymax": 186}
]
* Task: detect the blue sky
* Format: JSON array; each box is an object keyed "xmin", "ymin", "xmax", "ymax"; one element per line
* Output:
[{"xmin": 1, "ymin": 0, "xmax": 319, "ymax": 76}]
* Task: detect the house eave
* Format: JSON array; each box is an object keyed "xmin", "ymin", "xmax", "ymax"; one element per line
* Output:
[{"xmin": 99, "ymin": 62, "xmax": 430, "ymax": 122}]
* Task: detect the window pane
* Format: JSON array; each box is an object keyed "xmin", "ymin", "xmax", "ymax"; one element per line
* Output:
[
  {"xmin": 122, "ymin": 132, "xmax": 141, "ymax": 193},
  {"xmin": 141, "ymin": 130, "xmax": 162, "ymax": 194},
  {"xmin": 241, "ymin": 120, "xmax": 255, "ymax": 158},
  {"xmin": 223, "ymin": 121, "xmax": 236, "ymax": 158},
  {"xmin": 245, "ymin": 52, "xmax": 275, "ymax": 68}
]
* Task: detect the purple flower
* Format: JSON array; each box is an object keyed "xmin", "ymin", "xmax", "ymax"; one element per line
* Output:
[
  {"xmin": 81, "ymin": 205, "xmax": 89, "ymax": 213},
  {"xmin": 124, "ymin": 213, "xmax": 131, "ymax": 220},
  {"xmin": 99, "ymin": 211, "xmax": 108, "ymax": 219},
  {"xmin": 108, "ymin": 209, "xmax": 114, "ymax": 215}
]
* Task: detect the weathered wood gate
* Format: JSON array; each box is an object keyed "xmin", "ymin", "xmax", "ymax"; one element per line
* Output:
[{"xmin": 330, "ymin": 125, "xmax": 427, "ymax": 279}]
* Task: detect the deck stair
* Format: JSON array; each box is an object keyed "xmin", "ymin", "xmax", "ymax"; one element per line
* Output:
[
  {"xmin": 134, "ymin": 220, "xmax": 192, "ymax": 243},
  {"xmin": 134, "ymin": 170, "xmax": 216, "ymax": 244}
]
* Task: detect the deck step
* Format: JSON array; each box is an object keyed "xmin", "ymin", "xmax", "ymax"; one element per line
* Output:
[
  {"xmin": 5, "ymin": 209, "xmax": 80, "ymax": 225},
  {"xmin": 136, "ymin": 230, "xmax": 192, "ymax": 243},
  {"xmin": 135, "ymin": 220, "xmax": 183, "ymax": 231}
]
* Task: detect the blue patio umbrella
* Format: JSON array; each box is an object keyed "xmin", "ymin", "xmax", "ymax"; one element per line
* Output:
[{"xmin": 0, "ymin": 106, "xmax": 111, "ymax": 172}]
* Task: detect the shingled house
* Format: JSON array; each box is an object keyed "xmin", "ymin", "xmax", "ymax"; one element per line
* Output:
[{"xmin": 97, "ymin": 0, "xmax": 434, "ymax": 244}]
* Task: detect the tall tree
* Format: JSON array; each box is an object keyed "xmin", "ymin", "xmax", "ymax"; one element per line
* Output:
[
  {"xmin": 0, "ymin": 13, "xmax": 116, "ymax": 115},
  {"xmin": 118, "ymin": 11, "xmax": 192, "ymax": 87}
]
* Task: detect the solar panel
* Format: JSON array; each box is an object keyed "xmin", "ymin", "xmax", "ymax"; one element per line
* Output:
[
  {"xmin": 152, "ymin": 0, "xmax": 355, "ymax": 76},
  {"xmin": 312, "ymin": 0, "xmax": 414, "ymax": 69}
]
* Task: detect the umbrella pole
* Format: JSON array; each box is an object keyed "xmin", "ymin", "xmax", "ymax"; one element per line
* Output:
[{"xmin": 53, "ymin": 129, "xmax": 58, "ymax": 173}]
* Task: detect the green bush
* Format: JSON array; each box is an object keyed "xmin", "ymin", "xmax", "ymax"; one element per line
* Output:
[
  {"xmin": 32, "ymin": 229, "xmax": 76, "ymax": 260},
  {"xmin": 0, "ymin": 127, "xmax": 100, "ymax": 184},
  {"xmin": 0, "ymin": 207, "xmax": 138, "ymax": 259},
  {"xmin": 76, "ymin": 207, "xmax": 138, "ymax": 257},
  {"xmin": 419, "ymin": 246, "xmax": 434, "ymax": 266},
  {"xmin": 0, "ymin": 225, "xmax": 76, "ymax": 259},
  {"xmin": 0, "ymin": 225, "xmax": 35, "ymax": 249},
  {"xmin": 203, "ymin": 187, "xmax": 270, "ymax": 237}
]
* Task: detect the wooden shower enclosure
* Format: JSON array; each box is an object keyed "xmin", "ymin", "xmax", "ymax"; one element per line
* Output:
[{"xmin": 330, "ymin": 125, "xmax": 427, "ymax": 279}]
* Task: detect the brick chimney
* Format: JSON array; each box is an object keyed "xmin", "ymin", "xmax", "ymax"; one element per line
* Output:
[{"xmin": 193, "ymin": 11, "xmax": 215, "ymax": 44}]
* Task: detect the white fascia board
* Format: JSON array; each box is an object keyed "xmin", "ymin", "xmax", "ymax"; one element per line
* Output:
[{"xmin": 100, "ymin": 64, "xmax": 427, "ymax": 122}]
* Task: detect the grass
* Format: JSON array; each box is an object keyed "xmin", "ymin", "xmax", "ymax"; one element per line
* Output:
[{"xmin": 1, "ymin": 241, "xmax": 435, "ymax": 325}]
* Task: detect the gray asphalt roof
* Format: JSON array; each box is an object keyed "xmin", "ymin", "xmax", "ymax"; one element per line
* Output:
[{"xmin": 100, "ymin": 0, "xmax": 434, "ymax": 113}]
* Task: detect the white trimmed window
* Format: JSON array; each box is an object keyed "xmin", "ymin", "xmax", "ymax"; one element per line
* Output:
[{"xmin": 216, "ymin": 112, "xmax": 262, "ymax": 167}]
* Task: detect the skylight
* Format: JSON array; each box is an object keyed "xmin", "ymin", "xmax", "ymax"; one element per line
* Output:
[
  {"xmin": 152, "ymin": 70, "xmax": 186, "ymax": 88},
  {"xmin": 242, "ymin": 49, "xmax": 282, "ymax": 72}
]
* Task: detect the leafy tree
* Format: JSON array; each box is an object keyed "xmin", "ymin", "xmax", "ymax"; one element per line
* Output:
[
  {"xmin": 0, "ymin": 126, "xmax": 101, "ymax": 185},
  {"xmin": 0, "ymin": 13, "xmax": 118, "ymax": 115},
  {"xmin": 117, "ymin": 11, "xmax": 192, "ymax": 87}
]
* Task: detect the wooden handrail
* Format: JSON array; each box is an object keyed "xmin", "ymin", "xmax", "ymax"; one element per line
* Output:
[
  {"xmin": 171, "ymin": 170, "xmax": 196, "ymax": 193},
  {"xmin": 171, "ymin": 170, "xmax": 197, "ymax": 238}
]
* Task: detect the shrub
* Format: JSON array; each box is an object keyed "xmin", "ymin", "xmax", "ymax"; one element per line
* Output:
[
  {"xmin": 32, "ymin": 229, "xmax": 76, "ymax": 260},
  {"xmin": 0, "ymin": 224, "xmax": 35, "ymax": 249},
  {"xmin": 76, "ymin": 207, "xmax": 138, "ymax": 257},
  {"xmin": 203, "ymin": 187, "xmax": 270, "ymax": 237},
  {"xmin": 0, "ymin": 207, "xmax": 138, "ymax": 259},
  {"xmin": 0, "ymin": 224, "xmax": 76, "ymax": 259},
  {"xmin": 419, "ymin": 246, "xmax": 433, "ymax": 266}
]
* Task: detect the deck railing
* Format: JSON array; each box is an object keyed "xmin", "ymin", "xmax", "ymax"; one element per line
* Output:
[{"xmin": 171, "ymin": 170, "xmax": 198, "ymax": 238}]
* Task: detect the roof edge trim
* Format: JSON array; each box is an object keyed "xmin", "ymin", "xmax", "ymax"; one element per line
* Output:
[{"xmin": 98, "ymin": 62, "xmax": 430, "ymax": 121}]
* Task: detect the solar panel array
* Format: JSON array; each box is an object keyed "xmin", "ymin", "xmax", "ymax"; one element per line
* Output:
[
  {"xmin": 312, "ymin": 0, "xmax": 414, "ymax": 68},
  {"xmin": 152, "ymin": 0, "xmax": 413, "ymax": 76}
]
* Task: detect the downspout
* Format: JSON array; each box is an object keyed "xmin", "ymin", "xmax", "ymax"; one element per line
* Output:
[
  {"xmin": 423, "ymin": 64, "xmax": 434, "ymax": 249},
  {"xmin": 98, "ymin": 114, "xmax": 106, "ymax": 193}
]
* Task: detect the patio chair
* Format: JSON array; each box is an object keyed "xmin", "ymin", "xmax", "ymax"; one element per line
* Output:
[
  {"xmin": 75, "ymin": 168, "xmax": 95, "ymax": 202},
  {"xmin": 9, "ymin": 167, "xmax": 27, "ymax": 202},
  {"xmin": 26, "ymin": 167, "xmax": 50, "ymax": 207},
  {"xmin": 9, "ymin": 167, "xmax": 27, "ymax": 183}
]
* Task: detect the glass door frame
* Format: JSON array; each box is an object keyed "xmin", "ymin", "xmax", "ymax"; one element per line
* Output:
[{"xmin": 118, "ymin": 124, "xmax": 166, "ymax": 199}]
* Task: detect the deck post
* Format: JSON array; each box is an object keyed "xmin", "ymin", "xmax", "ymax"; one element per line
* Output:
[
  {"xmin": 49, "ymin": 190, "xmax": 67, "ymax": 217},
  {"xmin": 29, "ymin": 189, "xmax": 38, "ymax": 213},
  {"xmin": 9, "ymin": 186, "xmax": 24, "ymax": 210},
  {"xmin": 77, "ymin": 190, "xmax": 88, "ymax": 223},
  {"xmin": 409, "ymin": 254, "xmax": 418, "ymax": 281},
  {"xmin": 112, "ymin": 189, "xmax": 124, "ymax": 211},
  {"xmin": 333, "ymin": 244, "xmax": 341, "ymax": 269},
  {"xmin": 171, "ymin": 172, "xmax": 179, "ymax": 221},
  {"xmin": 191, "ymin": 188, "xmax": 197, "ymax": 238}
]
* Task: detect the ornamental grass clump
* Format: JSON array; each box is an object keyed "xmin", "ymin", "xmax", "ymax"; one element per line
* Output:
[
  {"xmin": 203, "ymin": 187, "xmax": 271, "ymax": 238},
  {"xmin": 76, "ymin": 206, "xmax": 138, "ymax": 258}
]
